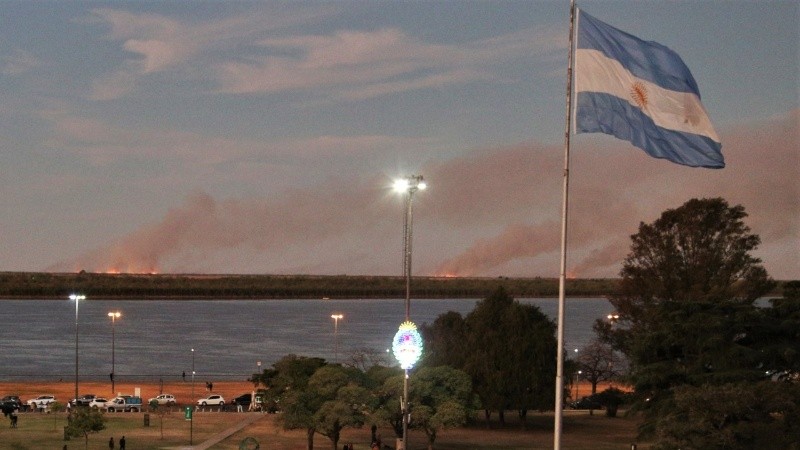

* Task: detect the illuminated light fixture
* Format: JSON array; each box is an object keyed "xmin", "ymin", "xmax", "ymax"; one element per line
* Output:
[{"xmin": 392, "ymin": 321, "xmax": 423, "ymax": 370}]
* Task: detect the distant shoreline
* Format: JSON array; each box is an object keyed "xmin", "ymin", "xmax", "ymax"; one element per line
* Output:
[{"xmin": 0, "ymin": 272, "xmax": 623, "ymax": 300}]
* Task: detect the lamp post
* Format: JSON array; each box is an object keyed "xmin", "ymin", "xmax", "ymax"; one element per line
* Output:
[
  {"xmin": 393, "ymin": 174, "xmax": 426, "ymax": 450},
  {"xmin": 108, "ymin": 311, "xmax": 121, "ymax": 394},
  {"xmin": 331, "ymin": 314, "xmax": 343, "ymax": 364},
  {"xmin": 190, "ymin": 348, "xmax": 195, "ymax": 446},
  {"xmin": 69, "ymin": 294, "xmax": 85, "ymax": 403},
  {"xmin": 393, "ymin": 175, "xmax": 426, "ymax": 321}
]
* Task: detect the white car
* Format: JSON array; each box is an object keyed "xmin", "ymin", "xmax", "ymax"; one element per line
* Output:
[
  {"xmin": 148, "ymin": 394, "xmax": 177, "ymax": 406},
  {"xmin": 26, "ymin": 395, "xmax": 56, "ymax": 408},
  {"xmin": 196, "ymin": 394, "xmax": 224, "ymax": 406},
  {"xmin": 88, "ymin": 398, "xmax": 110, "ymax": 409}
]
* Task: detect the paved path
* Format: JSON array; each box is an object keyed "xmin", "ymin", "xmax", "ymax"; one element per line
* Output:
[{"xmin": 164, "ymin": 413, "xmax": 265, "ymax": 450}]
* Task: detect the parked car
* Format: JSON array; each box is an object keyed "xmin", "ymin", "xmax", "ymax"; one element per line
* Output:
[
  {"xmin": 196, "ymin": 394, "xmax": 225, "ymax": 406},
  {"xmin": 70, "ymin": 394, "xmax": 96, "ymax": 406},
  {"xmin": 26, "ymin": 395, "xmax": 56, "ymax": 408},
  {"xmin": 569, "ymin": 395, "xmax": 604, "ymax": 410},
  {"xmin": 106, "ymin": 396, "xmax": 143, "ymax": 412},
  {"xmin": 232, "ymin": 393, "xmax": 252, "ymax": 407},
  {"xmin": 88, "ymin": 398, "xmax": 110, "ymax": 409},
  {"xmin": 148, "ymin": 394, "xmax": 177, "ymax": 406}
]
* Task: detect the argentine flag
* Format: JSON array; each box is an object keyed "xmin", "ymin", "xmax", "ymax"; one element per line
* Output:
[{"xmin": 574, "ymin": 9, "xmax": 724, "ymax": 169}]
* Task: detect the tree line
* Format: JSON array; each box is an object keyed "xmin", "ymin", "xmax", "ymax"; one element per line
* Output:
[{"xmin": 0, "ymin": 272, "xmax": 622, "ymax": 299}]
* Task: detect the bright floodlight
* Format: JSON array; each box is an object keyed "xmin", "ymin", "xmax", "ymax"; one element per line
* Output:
[
  {"xmin": 69, "ymin": 294, "xmax": 86, "ymax": 301},
  {"xmin": 393, "ymin": 178, "xmax": 410, "ymax": 193},
  {"xmin": 393, "ymin": 175, "xmax": 426, "ymax": 193},
  {"xmin": 108, "ymin": 311, "xmax": 121, "ymax": 318}
]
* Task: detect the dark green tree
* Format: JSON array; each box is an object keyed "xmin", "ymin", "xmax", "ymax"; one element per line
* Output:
[
  {"xmin": 253, "ymin": 355, "xmax": 326, "ymax": 450},
  {"xmin": 595, "ymin": 198, "xmax": 793, "ymax": 444},
  {"xmin": 652, "ymin": 381, "xmax": 800, "ymax": 450},
  {"xmin": 409, "ymin": 366, "xmax": 478, "ymax": 450},
  {"xmin": 252, "ymin": 354, "xmax": 326, "ymax": 418},
  {"xmin": 375, "ymin": 365, "xmax": 476, "ymax": 449},
  {"xmin": 65, "ymin": 406, "xmax": 105, "ymax": 450},
  {"xmin": 420, "ymin": 311, "xmax": 468, "ymax": 368},
  {"xmin": 308, "ymin": 365, "xmax": 372, "ymax": 450},
  {"xmin": 422, "ymin": 287, "xmax": 557, "ymax": 427}
]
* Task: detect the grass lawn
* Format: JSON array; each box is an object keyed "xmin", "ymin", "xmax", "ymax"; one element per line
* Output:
[{"xmin": 0, "ymin": 409, "xmax": 651, "ymax": 450}]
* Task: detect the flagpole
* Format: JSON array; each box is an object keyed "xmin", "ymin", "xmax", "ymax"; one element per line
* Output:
[{"xmin": 554, "ymin": 1, "xmax": 576, "ymax": 449}]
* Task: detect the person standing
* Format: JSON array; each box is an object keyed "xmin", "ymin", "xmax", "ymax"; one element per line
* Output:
[
  {"xmin": 119, "ymin": 436, "xmax": 126, "ymax": 450},
  {"xmin": 108, "ymin": 436, "xmax": 114, "ymax": 449}
]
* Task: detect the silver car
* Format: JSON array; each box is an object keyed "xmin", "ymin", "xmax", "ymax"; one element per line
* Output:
[
  {"xmin": 148, "ymin": 394, "xmax": 177, "ymax": 406},
  {"xmin": 196, "ymin": 394, "xmax": 224, "ymax": 406},
  {"xmin": 26, "ymin": 395, "xmax": 56, "ymax": 408}
]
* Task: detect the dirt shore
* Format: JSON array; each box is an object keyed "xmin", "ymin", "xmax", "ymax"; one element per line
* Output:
[
  {"xmin": 1, "ymin": 379, "xmax": 255, "ymax": 406},
  {"xmin": 2, "ymin": 379, "xmax": 616, "ymax": 407}
]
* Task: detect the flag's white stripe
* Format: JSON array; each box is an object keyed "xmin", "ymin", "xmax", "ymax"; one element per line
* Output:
[{"xmin": 575, "ymin": 48, "xmax": 720, "ymax": 142}]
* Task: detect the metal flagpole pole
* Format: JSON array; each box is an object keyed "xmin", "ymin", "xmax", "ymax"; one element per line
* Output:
[{"xmin": 554, "ymin": 1, "xmax": 576, "ymax": 449}]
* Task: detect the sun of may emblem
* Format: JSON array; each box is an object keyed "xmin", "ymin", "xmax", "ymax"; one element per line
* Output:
[{"xmin": 630, "ymin": 81, "xmax": 648, "ymax": 109}]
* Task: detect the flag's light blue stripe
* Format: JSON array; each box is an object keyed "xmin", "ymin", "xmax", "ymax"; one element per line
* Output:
[
  {"xmin": 576, "ymin": 91, "xmax": 724, "ymax": 168},
  {"xmin": 577, "ymin": 9, "xmax": 699, "ymax": 96}
]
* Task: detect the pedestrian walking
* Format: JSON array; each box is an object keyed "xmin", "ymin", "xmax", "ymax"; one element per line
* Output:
[
  {"xmin": 182, "ymin": 371, "xmax": 186, "ymax": 381},
  {"xmin": 119, "ymin": 436, "xmax": 126, "ymax": 450},
  {"xmin": 109, "ymin": 436, "xmax": 114, "ymax": 449}
]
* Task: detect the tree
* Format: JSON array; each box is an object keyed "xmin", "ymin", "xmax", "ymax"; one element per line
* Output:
[
  {"xmin": 149, "ymin": 399, "xmax": 167, "ymax": 439},
  {"xmin": 652, "ymin": 381, "xmax": 800, "ymax": 450},
  {"xmin": 49, "ymin": 401, "xmax": 65, "ymax": 430},
  {"xmin": 65, "ymin": 406, "xmax": 105, "ymax": 450},
  {"xmin": 255, "ymin": 355, "xmax": 327, "ymax": 450},
  {"xmin": 252, "ymin": 354, "xmax": 326, "ymax": 420},
  {"xmin": 421, "ymin": 287, "xmax": 557, "ymax": 428},
  {"xmin": 375, "ymin": 366, "xmax": 477, "ymax": 449},
  {"xmin": 420, "ymin": 311, "xmax": 468, "ymax": 369},
  {"xmin": 274, "ymin": 360, "xmax": 373, "ymax": 450},
  {"xmin": 596, "ymin": 198, "xmax": 785, "ymax": 442},
  {"xmin": 308, "ymin": 365, "xmax": 372, "ymax": 450},
  {"xmin": 408, "ymin": 366, "xmax": 478, "ymax": 450},
  {"xmin": 346, "ymin": 347, "xmax": 391, "ymax": 372},
  {"xmin": 576, "ymin": 339, "xmax": 624, "ymax": 395}
]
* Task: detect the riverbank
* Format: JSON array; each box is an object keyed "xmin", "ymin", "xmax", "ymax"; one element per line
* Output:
[
  {"xmin": 0, "ymin": 272, "xmax": 621, "ymax": 299},
  {"xmin": 2, "ymin": 380, "xmax": 255, "ymax": 407},
  {"xmin": 2, "ymin": 379, "xmax": 615, "ymax": 408}
]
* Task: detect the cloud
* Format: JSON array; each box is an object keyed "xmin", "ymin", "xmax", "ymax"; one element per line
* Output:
[
  {"xmin": 1, "ymin": 49, "xmax": 41, "ymax": 75},
  {"xmin": 50, "ymin": 110, "xmax": 798, "ymax": 279},
  {"xmin": 215, "ymin": 26, "xmax": 562, "ymax": 100},
  {"xmin": 84, "ymin": 6, "xmax": 563, "ymax": 102},
  {"xmin": 85, "ymin": 6, "xmax": 333, "ymax": 100}
]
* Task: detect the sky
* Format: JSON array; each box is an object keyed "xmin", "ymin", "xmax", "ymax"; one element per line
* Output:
[{"xmin": 0, "ymin": 1, "xmax": 797, "ymax": 280}]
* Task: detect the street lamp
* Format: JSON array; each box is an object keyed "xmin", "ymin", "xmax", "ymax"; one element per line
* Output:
[
  {"xmin": 331, "ymin": 314, "xmax": 344, "ymax": 363},
  {"xmin": 393, "ymin": 174, "xmax": 426, "ymax": 450},
  {"xmin": 190, "ymin": 348, "xmax": 195, "ymax": 446},
  {"xmin": 393, "ymin": 175, "xmax": 426, "ymax": 321},
  {"xmin": 108, "ymin": 311, "xmax": 121, "ymax": 394},
  {"xmin": 69, "ymin": 294, "xmax": 86, "ymax": 403}
]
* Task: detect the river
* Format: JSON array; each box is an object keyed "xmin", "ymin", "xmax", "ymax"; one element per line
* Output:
[{"xmin": 0, "ymin": 297, "xmax": 613, "ymax": 381}]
